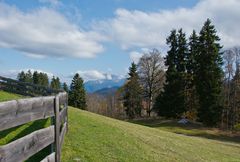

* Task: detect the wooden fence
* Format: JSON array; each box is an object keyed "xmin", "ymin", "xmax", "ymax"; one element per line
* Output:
[{"xmin": 0, "ymin": 76, "xmax": 68, "ymax": 162}]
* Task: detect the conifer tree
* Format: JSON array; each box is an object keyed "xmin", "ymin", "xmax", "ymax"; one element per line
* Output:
[
  {"xmin": 25, "ymin": 70, "xmax": 33, "ymax": 83},
  {"xmin": 32, "ymin": 71, "xmax": 49, "ymax": 87},
  {"xmin": 176, "ymin": 29, "xmax": 188, "ymax": 115},
  {"xmin": 17, "ymin": 70, "xmax": 33, "ymax": 83},
  {"xmin": 17, "ymin": 71, "xmax": 27, "ymax": 82},
  {"xmin": 63, "ymin": 82, "xmax": 69, "ymax": 92},
  {"xmin": 195, "ymin": 19, "xmax": 223, "ymax": 126},
  {"xmin": 155, "ymin": 30, "xmax": 180, "ymax": 117},
  {"xmin": 69, "ymin": 73, "xmax": 87, "ymax": 109},
  {"xmin": 123, "ymin": 62, "xmax": 143, "ymax": 118},
  {"xmin": 185, "ymin": 30, "xmax": 199, "ymax": 119},
  {"xmin": 155, "ymin": 29, "xmax": 188, "ymax": 118},
  {"xmin": 50, "ymin": 76, "xmax": 61, "ymax": 89}
]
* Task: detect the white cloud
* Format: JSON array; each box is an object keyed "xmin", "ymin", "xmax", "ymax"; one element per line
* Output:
[
  {"xmin": 95, "ymin": 0, "xmax": 240, "ymax": 49},
  {"xmin": 129, "ymin": 48, "xmax": 152, "ymax": 63},
  {"xmin": 73, "ymin": 70, "xmax": 108, "ymax": 82},
  {"xmin": 39, "ymin": 0, "xmax": 61, "ymax": 6},
  {"xmin": 0, "ymin": 3, "xmax": 104, "ymax": 59},
  {"xmin": 129, "ymin": 51, "xmax": 142, "ymax": 63},
  {"xmin": 0, "ymin": 69, "xmax": 53, "ymax": 79},
  {"xmin": 70, "ymin": 70, "xmax": 126, "ymax": 82}
]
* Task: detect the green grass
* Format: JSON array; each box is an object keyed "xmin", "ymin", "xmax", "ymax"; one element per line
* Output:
[
  {"xmin": 62, "ymin": 107, "xmax": 240, "ymax": 162},
  {"xmin": 0, "ymin": 91, "xmax": 51, "ymax": 161},
  {"xmin": 2, "ymin": 90, "xmax": 240, "ymax": 162},
  {"xmin": 0, "ymin": 90, "xmax": 22, "ymax": 102},
  {"xmin": 130, "ymin": 119, "xmax": 240, "ymax": 144}
]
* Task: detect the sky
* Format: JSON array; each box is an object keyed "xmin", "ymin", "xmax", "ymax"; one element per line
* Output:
[{"xmin": 0, "ymin": 0, "xmax": 240, "ymax": 83}]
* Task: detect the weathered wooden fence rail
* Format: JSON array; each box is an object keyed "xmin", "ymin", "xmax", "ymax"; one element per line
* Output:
[{"xmin": 0, "ymin": 76, "xmax": 68, "ymax": 162}]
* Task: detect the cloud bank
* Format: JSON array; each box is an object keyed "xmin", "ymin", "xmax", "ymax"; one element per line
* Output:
[
  {"xmin": 0, "ymin": 3, "xmax": 104, "ymax": 58},
  {"xmin": 0, "ymin": 69, "xmax": 53, "ymax": 79},
  {"xmin": 95, "ymin": 0, "xmax": 240, "ymax": 49}
]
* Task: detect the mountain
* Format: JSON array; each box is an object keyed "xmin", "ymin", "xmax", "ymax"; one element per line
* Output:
[
  {"xmin": 84, "ymin": 74, "xmax": 126, "ymax": 93},
  {"xmin": 93, "ymin": 86, "xmax": 120, "ymax": 96}
]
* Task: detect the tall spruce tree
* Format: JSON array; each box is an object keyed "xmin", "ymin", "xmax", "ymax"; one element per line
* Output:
[
  {"xmin": 155, "ymin": 30, "xmax": 181, "ymax": 117},
  {"xmin": 176, "ymin": 29, "xmax": 188, "ymax": 115},
  {"xmin": 185, "ymin": 30, "xmax": 199, "ymax": 118},
  {"xmin": 123, "ymin": 62, "xmax": 143, "ymax": 118},
  {"xmin": 69, "ymin": 73, "xmax": 87, "ymax": 109},
  {"xmin": 195, "ymin": 19, "xmax": 223, "ymax": 126},
  {"xmin": 155, "ymin": 29, "xmax": 188, "ymax": 118}
]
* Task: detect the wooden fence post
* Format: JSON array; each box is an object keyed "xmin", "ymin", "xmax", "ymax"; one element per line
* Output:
[
  {"xmin": 54, "ymin": 95, "xmax": 60, "ymax": 162},
  {"xmin": 66, "ymin": 93, "xmax": 69, "ymax": 133}
]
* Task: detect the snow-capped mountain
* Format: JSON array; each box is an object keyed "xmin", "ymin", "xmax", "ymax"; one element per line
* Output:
[{"xmin": 84, "ymin": 74, "xmax": 126, "ymax": 93}]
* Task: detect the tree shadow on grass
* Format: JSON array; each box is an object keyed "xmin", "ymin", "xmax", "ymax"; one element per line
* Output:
[{"xmin": 129, "ymin": 118, "xmax": 240, "ymax": 144}]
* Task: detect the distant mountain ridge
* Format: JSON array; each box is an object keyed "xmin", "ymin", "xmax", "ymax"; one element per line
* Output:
[
  {"xmin": 84, "ymin": 74, "xmax": 126, "ymax": 93},
  {"xmin": 93, "ymin": 86, "xmax": 120, "ymax": 96}
]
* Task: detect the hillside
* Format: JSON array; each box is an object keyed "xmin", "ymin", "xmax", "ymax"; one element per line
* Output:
[
  {"xmin": 62, "ymin": 107, "xmax": 240, "ymax": 162},
  {"xmin": 0, "ymin": 90, "xmax": 22, "ymax": 102},
  {"xmin": 1, "ymin": 91, "xmax": 240, "ymax": 162}
]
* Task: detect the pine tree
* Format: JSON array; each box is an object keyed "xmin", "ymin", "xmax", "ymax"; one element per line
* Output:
[
  {"xmin": 155, "ymin": 30, "xmax": 179, "ymax": 117},
  {"xmin": 63, "ymin": 82, "xmax": 69, "ymax": 92},
  {"xmin": 17, "ymin": 70, "xmax": 33, "ymax": 83},
  {"xmin": 32, "ymin": 71, "xmax": 49, "ymax": 87},
  {"xmin": 195, "ymin": 19, "xmax": 223, "ymax": 126},
  {"xmin": 25, "ymin": 70, "xmax": 33, "ymax": 83},
  {"xmin": 50, "ymin": 76, "xmax": 61, "ymax": 89},
  {"xmin": 69, "ymin": 73, "xmax": 87, "ymax": 109},
  {"xmin": 33, "ymin": 71, "xmax": 39, "ymax": 85},
  {"xmin": 17, "ymin": 71, "xmax": 26, "ymax": 82},
  {"xmin": 176, "ymin": 29, "xmax": 188, "ymax": 115},
  {"xmin": 155, "ymin": 29, "xmax": 187, "ymax": 118},
  {"xmin": 123, "ymin": 62, "xmax": 143, "ymax": 118},
  {"xmin": 185, "ymin": 30, "xmax": 199, "ymax": 119}
]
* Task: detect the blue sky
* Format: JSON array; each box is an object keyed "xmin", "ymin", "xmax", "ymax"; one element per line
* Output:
[{"xmin": 0, "ymin": 0, "xmax": 239, "ymax": 83}]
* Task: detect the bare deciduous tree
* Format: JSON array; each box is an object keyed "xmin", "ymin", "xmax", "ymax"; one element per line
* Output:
[
  {"xmin": 138, "ymin": 49, "xmax": 165, "ymax": 116},
  {"xmin": 222, "ymin": 47, "xmax": 240, "ymax": 129}
]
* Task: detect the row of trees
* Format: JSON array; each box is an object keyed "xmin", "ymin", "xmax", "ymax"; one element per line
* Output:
[
  {"xmin": 155, "ymin": 19, "xmax": 223, "ymax": 126},
  {"xmin": 122, "ymin": 19, "xmax": 237, "ymax": 127},
  {"xmin": 17, "ymin": 70, "xmax": 63, "ymax": 90},
  {"xmin": 17, "ymin": 71, "xmax": 87, "ymax": 110}
]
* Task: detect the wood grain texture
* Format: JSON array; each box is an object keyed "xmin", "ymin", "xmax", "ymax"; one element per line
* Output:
[
  {"xmin": 0, "ymin": 126, "xmax": 54, "ymax": 162},
  {"xmin": 59, "ymin": 106, "xmax": 67, "ymax": 124},
  {"xmin": 60, "ymin": 122, "xmax": 67, "ymax": 150},
  {"xmin": 54, "ymin": 95, "xmax": 60, "ymax": 162},
  {"xmin": 0, "ymin": 96, "xmax": 55, "ymax": 131}
]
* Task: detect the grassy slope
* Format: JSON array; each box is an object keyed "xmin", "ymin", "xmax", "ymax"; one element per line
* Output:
[
  {"xmin": 0, "ymin": 90, "xmax": 22, "ymax": 102},
  {"xmin": 130, "ymin": 119, "xmax": 240, "ymax": 144},
  {"xmin": 0, "ymin": 91, "xmax": 51, "ymax": 161},
  {"xmin": 62, "ymin": 107, "xmax": 240, "ymax": 162},
  {"xmin": 1, "ymin": 91, "xmax": 240, "ymax": 162}
]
